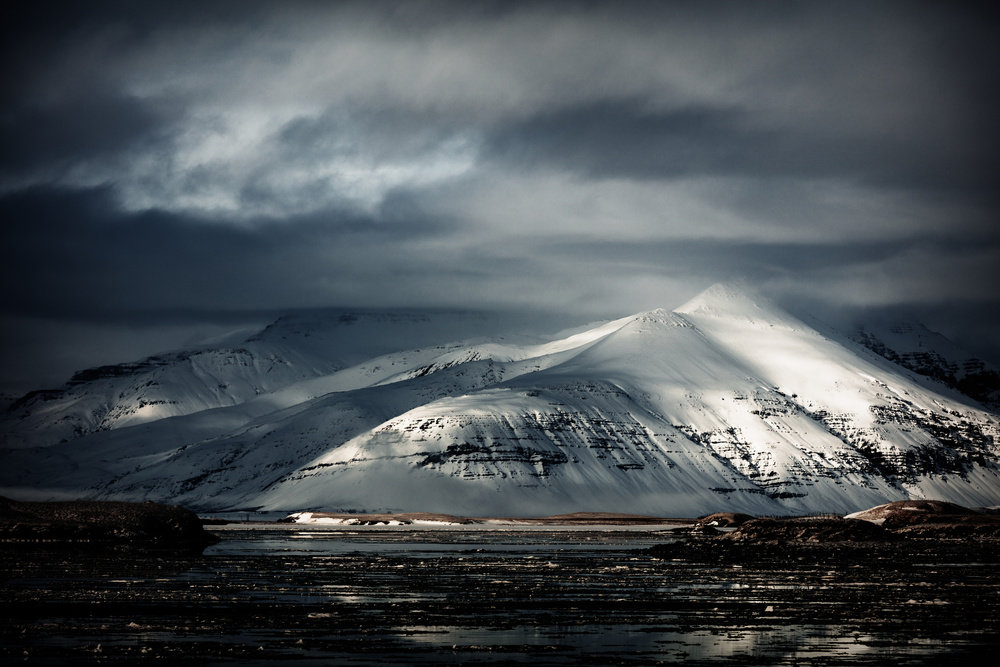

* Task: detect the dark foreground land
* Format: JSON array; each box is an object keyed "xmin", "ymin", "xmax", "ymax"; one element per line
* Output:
[
  {"xmin": 3, "ymin": 516, "xmax": 1000, "ymax": 665},
  {"xmin": 0, "ymin": 496, "xmax": 217, "ymax": 550}
]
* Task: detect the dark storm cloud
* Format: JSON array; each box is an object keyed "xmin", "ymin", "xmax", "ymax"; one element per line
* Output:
[
  {"xmin": 0, "ymin": 186, "xmax": 454, "ymax": 320},
  {"xmin": 0, "ymin": 94, "xmax": 170, "ymax": 175},
  {"xmin": 483, "ymin": 98, "xmax": 1000, "ymax": 199},
  {"xmin": 1, "ymin": 1, "xmax": 998, "ymax": 393},
  {"xmin": 472, "ymin": 2, "xmax": 1000, "ymax": 200},
  {"xmin": 486, "ymin": 102, "xmax": 763, "ymax": 180}
]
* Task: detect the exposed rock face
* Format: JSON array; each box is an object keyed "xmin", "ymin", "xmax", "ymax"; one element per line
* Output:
[
  {"xmin": 0, "ymin": 497, "xmax": 218, "ymax": 549},
  {"xmin": 850, "ymin": 323, "xmax": 1000, "ymax": 412}
]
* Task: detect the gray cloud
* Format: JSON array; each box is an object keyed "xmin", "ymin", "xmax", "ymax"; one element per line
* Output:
[
  {"xmin": 0, "ymin": 186, "xmax": 456, "ymax": 317},
  {"xmin": 1, "ymin": 1, "xmax": 998, "ymax": 393}
]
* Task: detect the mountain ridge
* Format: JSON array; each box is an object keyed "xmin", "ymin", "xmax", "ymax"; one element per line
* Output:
[{"xmin": 2, "ymin": 284, "xmax": 998, "ymax": 516}]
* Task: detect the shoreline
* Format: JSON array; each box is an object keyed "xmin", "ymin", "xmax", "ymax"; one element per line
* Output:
[
  {"xmin": 6, "ymin": 497, "xmax": 1000, "ymax": 545},
  {"xmin": 204, "ymin": 521, "xmax": 694, "ymax": 533},
  {"xmin": 267, "ymin": 510, "xmax": 701, "ymax": 528}
]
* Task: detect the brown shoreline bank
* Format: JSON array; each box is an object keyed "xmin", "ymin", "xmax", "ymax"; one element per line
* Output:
[
  {"xmin": 277, "ymin": 501, "xmax": 1000, "ymax": 540},
  {"xmin": 5, "ymin": 497, "xmax": 1000, "ymax": 548}
]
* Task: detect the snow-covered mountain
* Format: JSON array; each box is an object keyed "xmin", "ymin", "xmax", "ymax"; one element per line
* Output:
[
  {"xmin": 848, "ymin": 321, "xmax": 1000, "ymax": 412},
  {"xmin": 0, "ymin": 309, "xmax": 516, "ymax": 449},
  {"xmin": 2, "ymin": 285, "xmax": 998, "ymax": 516}
]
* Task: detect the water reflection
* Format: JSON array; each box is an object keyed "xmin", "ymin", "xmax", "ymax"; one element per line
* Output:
[
  {"xmin": 3, "ymin": 527, "xmax": 997, "ymax": 665},
  {"xmin": 389, "ymin": 622, "xmax": 955, "ymax": 663},
  {"xmin": 204, "ymin": 526, "xmax": 671, "ymax": 557}
]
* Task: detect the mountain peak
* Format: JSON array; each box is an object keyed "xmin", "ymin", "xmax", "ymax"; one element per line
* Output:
[{"xmin": 674, "ymin": 282, "xmax": 771, "ymax": 318}]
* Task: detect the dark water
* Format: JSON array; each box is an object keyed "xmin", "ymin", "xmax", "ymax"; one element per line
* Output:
[{"xmin": 2, "ymin": 526, "xmax": 999, "ymax": 665}]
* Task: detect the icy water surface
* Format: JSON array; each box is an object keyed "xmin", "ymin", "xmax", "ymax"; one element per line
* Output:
[{"xmin": 3, "ymin": 525, "xmax": 999, "ymax": 665}]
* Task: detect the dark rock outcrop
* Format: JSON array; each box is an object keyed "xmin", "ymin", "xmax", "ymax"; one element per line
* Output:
[
  {"xmin": 722, "ymin": 516, "xmax": 892, "ymax": 543},
  {"xmin": 848, "ymin": 500, "xmax": 1000, "ymax": 539},
  {"xmin": 848, "ymin": 499, "xmax": 976, "ymax": 524},
  {"xmin": 0, "ymin": 497, "xmax": 218, "ymax": 550}
]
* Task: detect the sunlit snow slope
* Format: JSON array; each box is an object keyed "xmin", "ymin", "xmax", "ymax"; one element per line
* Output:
[
  {"xmin": 0, "ymin": 310, "xmax": 514, "ymax": 449},
  {"xmin": 2, "ymin": 285, "xmax": 998, "ymax": 516}
]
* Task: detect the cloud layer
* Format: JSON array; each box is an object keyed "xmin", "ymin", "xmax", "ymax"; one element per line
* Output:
[{"xmin": 2, "ymin": 1, "xmax": 998, "ymax": 392}]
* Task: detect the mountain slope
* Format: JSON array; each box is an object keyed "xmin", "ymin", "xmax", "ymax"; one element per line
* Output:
[
  {"xmin": 254, "ymin": 298, "xmax": 999, "ymax": 515},
  {"xmin": 848, "ymin": 320, "xmax": 1000, "ymax": 411},
  {"xmin": 2, "ymin": 285, "xmax": 998, "ymax": 516},
  {"xmin": 0, "ymin": 309, "xmax": 525, "ymax": 449}
]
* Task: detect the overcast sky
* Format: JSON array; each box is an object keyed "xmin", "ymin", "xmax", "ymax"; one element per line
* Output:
[{"xmin": 2, "ymin": 1, "xmax": 998, "ymax": 394}]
